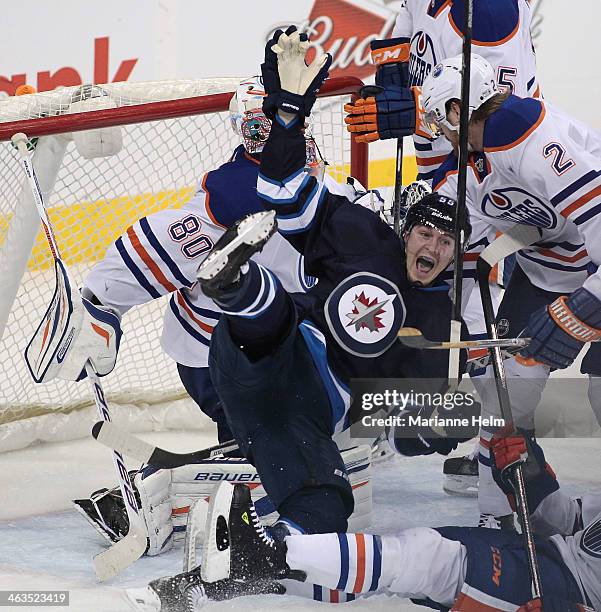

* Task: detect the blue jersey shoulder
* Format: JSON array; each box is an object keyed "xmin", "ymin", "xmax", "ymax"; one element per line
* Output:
[
  {"xmin": 446, "ymin": 0, "xmax": 520, "ymax": 44},
  {"xmin": 483, "ymin": 95, "xmax": 544, "ymax": 152},
  {"xmin": 203, "ymin": 145, "xmax": 262, "ymax": 227}
]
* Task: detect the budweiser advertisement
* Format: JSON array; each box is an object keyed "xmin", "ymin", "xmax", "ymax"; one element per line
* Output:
[{"xmin": 269, "ymin": 0, "xmax": 398, "ymax": 81}]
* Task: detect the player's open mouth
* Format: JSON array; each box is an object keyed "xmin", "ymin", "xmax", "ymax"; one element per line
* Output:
[{"xmin": 416, "ymin": 256, "xmax": 436, "ymax": 273}]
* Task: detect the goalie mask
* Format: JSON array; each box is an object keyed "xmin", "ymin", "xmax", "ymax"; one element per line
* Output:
[{"xmin": 229, "ymin": 76, "xmax": 271, "ymax": 154}]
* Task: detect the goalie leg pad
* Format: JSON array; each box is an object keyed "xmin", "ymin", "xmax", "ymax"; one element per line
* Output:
[
  {"xmin": 134, "ymin": 467, "xmax": 174, "ymax": 556},
  {"xmin": 209, "ymin": 319, "xmax": 354, "ymax": 532}
]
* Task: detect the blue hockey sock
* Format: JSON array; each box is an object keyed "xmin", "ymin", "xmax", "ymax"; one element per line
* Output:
[{"xmin": 217, "ymin": 260, "xmax": 294, "ymax": 360}]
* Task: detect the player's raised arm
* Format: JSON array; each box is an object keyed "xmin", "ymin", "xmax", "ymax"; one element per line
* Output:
[{"xmin": 256, "ymin": 28, "xmax": 336, "ymax": 251}]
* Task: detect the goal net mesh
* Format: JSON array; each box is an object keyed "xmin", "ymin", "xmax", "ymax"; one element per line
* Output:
[{"xmin": 0, "ymin": 77, "xmax": 365, "ymax": 450}]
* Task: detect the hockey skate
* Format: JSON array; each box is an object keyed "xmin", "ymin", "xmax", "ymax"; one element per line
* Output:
[
  {"xmin": 442, "ymin": 454, "xmax": 479, "ymax": 497},
  {"xmin": 197, "ymin": 210, "xmax": 277, "ymax": 299},
  {"xmin": 126, "ymin": 565, "xmax": 285, "ymax": 612},
  {"xmin": 201, "ymin": 482, "xmax": 291, "ymax": 583},
  {"xmin": 72, "ymin": 484, "xmax": 132, "ymax": 544}
]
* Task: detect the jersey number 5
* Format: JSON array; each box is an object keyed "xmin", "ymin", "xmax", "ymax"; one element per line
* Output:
[
  {"xmin": 543, "ymin": 142, "xmax": 575, "ymax": 176},
  {"xmin": 168, "ymin": 215, "xmax": 214, "ymax": 259}
]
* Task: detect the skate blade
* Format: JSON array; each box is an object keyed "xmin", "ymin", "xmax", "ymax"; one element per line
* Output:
[
  {"xmin": 200, "ymin": 481, "xmax": 235, "ymax": 583},
  {"xmin": 197, "ymin": 211, "xmax": 276, "ymax": 281},
  {"xmin": 442, "ymin": 475, "xmax": 479, "ymax": 498}
]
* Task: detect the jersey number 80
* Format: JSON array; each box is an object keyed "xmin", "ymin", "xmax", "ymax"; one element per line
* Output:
[{"xmin": 168, "ymin": 215, "xmax": 214, "ymax": 259}]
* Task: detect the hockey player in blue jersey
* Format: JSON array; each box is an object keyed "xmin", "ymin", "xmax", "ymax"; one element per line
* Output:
[
  {"xmin": 132, "ymin": 431, "xmax": 600, "ymax": 611},
  {"xmin": 189, "ymin": 28, "xmax": 472, "ymax": 539}
]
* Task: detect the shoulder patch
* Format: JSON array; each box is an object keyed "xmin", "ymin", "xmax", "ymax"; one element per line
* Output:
[
  {"xmin": 324, "ymin": 272, "xmax": 405, "ymax": 358},
  {"xmin": 203, "ymin": 148, "xmax": 263, "ymax": 227},
  {"xmin": 449, "ymin": 0, "xmax": 519, "ymax": 44},
  {"xmin": 484, "ymin": 97, "xmax": 545, "ymax": 153}
]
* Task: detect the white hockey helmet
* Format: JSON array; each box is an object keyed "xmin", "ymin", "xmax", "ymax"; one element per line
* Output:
[
  {"xmin": 229, "ymin": 76, "xmax": 272, "ymax": 154},
  {"xmin": 421, "ymin": 53, "xmax": 498, "ymax": 136}
]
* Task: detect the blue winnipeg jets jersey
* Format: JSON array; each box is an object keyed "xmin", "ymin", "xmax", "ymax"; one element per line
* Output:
[{"xmin": 258, "ymin": 117, "xmax": 466, "ymax": 430}]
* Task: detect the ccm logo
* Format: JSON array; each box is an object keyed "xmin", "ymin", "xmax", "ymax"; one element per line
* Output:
[
  {"xmin": 194, "ymin": 473, "xmax": 261, "ymax": 482},
  {"xmin": 371, "ymin": 43, "xmax": 410, "ymax": 66}
]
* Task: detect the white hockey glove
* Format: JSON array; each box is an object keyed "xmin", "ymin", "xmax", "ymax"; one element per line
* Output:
[
  {"xmin": 265, "ymin": 28, "xmax": 332, "ymax": 119},
  {"xmin": 25, "ymin": 262, "xmax": 122, "ymax": 383}
]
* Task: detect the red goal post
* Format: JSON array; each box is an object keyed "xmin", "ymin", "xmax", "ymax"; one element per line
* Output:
[{"xmin": 0, "ymin": 76, "xmax": 367, "ymax": 451}]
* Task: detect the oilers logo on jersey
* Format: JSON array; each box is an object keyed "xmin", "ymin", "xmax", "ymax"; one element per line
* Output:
[
  {"xmin": 481, "ymin": 187, "xmax": 559, "ymax": 229},
  {"xmin": 324, "ymin": 272, "xmax": 405, "ymax": 358},
  {"xmin": 409, "ymin": 31, "xmax": 437, "ymax": 87}
]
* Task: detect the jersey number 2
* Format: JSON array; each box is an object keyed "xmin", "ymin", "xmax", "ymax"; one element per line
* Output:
[
  {"xmin": 543, "ymin": 143, "xmax": 575, "ymax": 176},
  {"xmin": 169, "ymin": 215, "xmax": 214, "ymax": 259}
]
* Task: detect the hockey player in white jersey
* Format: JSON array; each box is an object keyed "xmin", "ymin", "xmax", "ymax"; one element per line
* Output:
[
  {"xmin": 421, "ymin": 53, "xmax": 601, "ymax": 530},
  {"xmin": 133, "ymin": 432, "xmax": 600, "ymax": 611},
  {"xmin": 344, "ymin": 0, "xmax": 539, "ymax": 181}
]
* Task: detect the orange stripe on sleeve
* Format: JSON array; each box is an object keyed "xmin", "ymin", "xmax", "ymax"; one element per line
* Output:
[
  {"xmin": 537, "ymin": 248, "xmax": 588, "ymax": 263},
  {"xmin": 416, "ymin": 154, "xmax": 449, "ymax": 167},
  {"xmin": 329, "ymin": 590, "xmax": 339, "ymax": 603},
  {"xmin": 561, "ymin": 184, "xmax": 601, "ymax": 218},
  {"xmin": 127, "ymin": 226, "xmax": 178, "ymax": 293},
  {"xmin": 352, "ymin": 534, "xmax": 366, "ymax": 593},
  {"xmin": 176, "ymin": 291, "xmax": 214, "ymax": 334}
]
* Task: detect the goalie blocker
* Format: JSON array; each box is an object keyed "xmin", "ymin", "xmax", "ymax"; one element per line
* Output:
[
  {"xmin": 25, "ymin": 260, "xmax": 122, "ymax": 383},
  {"xmin": 73, "ymin": 444, "xmax": 372, "ymax": 556}
]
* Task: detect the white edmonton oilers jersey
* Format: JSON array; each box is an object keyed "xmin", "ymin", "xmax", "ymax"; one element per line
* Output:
[
  {"xmin": 85, "ymin": 148, "xmax": 316, "ymax": 368},
  {"xmin": 393, "ymin": 0, "xmax": 539, "ymax": 182},
  {"xmin": 435, "ymin": 96, "xmax": 601, "ymax": 301}
]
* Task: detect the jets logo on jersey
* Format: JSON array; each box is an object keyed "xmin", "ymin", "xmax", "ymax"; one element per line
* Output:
[
  {"xmin": 325, "ymin": 272, "xmax": 405, "ymax": 358},
  {"xmin": 409, "ymin": 31, "xmax": 437, "ymax": 87},
  {"xmin": 481, "ymin": 187, "xmax": 558, "ymax": 229}
]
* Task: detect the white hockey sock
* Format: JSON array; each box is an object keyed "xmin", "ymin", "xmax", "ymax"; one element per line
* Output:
[{"xmin": 285, "ymin": 528, "xmax": 465, "ymax": 607}]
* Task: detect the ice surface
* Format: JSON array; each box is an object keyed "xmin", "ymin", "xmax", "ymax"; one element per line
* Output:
[{"xmin": 0, "ymin": 424, "xmax": 599, "ymax": 611}]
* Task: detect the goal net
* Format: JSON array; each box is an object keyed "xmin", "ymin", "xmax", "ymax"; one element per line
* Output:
[{"xmin": 0, "ymin": 77, "xmax": 367, "ymax": 451}]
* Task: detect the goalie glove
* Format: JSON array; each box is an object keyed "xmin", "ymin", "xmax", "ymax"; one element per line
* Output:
[
  {"xmin": 517, "ymin": 287, "xmax": 601, "ymax": 369},
  {"xmin": 261, "ymin": 27, "xmax": 332, "ymax": 120},
  {"xmin": 25, "ymin": 262, "xmax": 122, "ymax": 383}
]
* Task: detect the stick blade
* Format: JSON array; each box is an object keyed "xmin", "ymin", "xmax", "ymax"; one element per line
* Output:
[
  {"xmin": 93, "ymin": 526, "xmax": 147, "ymax": 581},
  {"xmin": 397, "ymin": 327, "xmax": 436, "ymax": 348},
  {"xmin": 92, "ymin": 421, "xmax": 154, "ymax": 464}
]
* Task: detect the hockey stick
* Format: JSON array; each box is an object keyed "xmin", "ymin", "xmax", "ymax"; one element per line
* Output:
[
  {"xmin": 92, "ymin": 421, "xmax": 240, "ymax": 468},
  {"xmin": 477, "ymin": 225, "xmax": 543, "ymax": 600},
  {"xmin": 447, "ymin": 0, "xmax": 473, "ymax": 385},
  {"xmin": 392, "ymin": 137, "xmax": 404, "ymax": 235},
  {"xmin": 11, "ymin": 132, "xmax": 147, "ymax": 582},
  {"xmin": 397, "ymin": 327, "xmax": 529, "ymax": 350}
]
